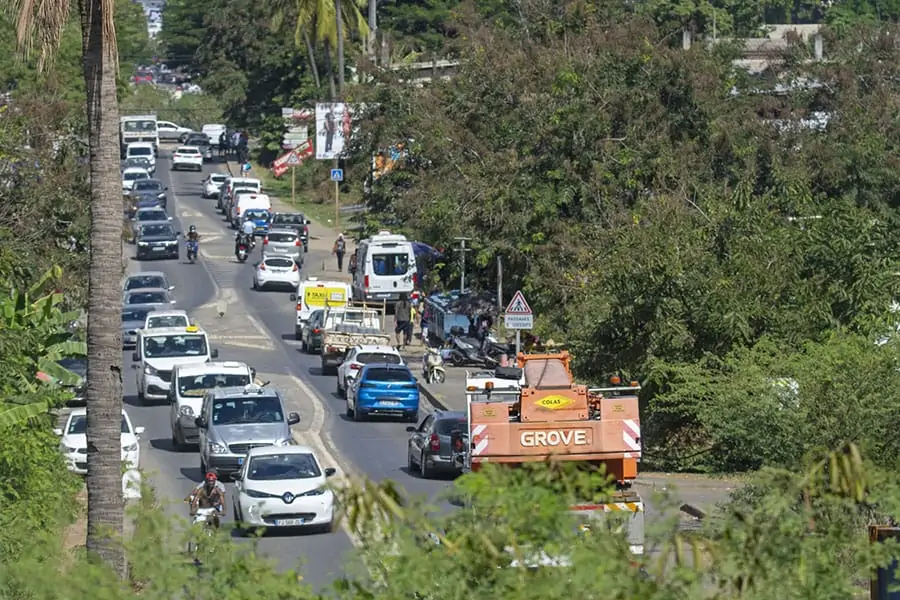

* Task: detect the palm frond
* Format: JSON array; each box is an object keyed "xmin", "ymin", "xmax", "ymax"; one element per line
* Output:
[{"xmin": 0, "ymin": 401, "xmax": 50, "ymax": 427}]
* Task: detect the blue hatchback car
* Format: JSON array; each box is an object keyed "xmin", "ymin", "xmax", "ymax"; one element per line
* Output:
[
  {"xmin": 347, "ymin": 363, "xmax": 419, "ymax": 422},
  {"xmin": 244, "ymin": 208, "xmax": 272, "ymax": 236}
]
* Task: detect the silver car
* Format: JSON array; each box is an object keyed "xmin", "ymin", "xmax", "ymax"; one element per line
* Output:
[
  {"xmin": 262, "ymin": 228, "xmax": 303, "ymax": 263},
  {"xmin": 122, "ymin": 304, "xmax": 158, "ymax": 348},
  {"xmin": 123, "ymin": 287, "xmax": 176, "ymax": 307},
  {"xmin": 123, "ymin": 271, "xmax": 173, "ymax": 293},
  {"xmin": 196, "ymin": 385, "xmax": 301, "ymax": 479}
]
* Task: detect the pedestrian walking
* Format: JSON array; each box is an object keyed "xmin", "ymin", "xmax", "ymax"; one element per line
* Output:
[
  {"xmin": 394, "ymin": 293, "xmax": 413, "ymax": 349},
  {"xmin": 332, "ymin": 234, "xmax": 346, "ymax": 271},
  {"xmin": 348, "ymin": 253, "xmax": 358, "ymax": 277}
]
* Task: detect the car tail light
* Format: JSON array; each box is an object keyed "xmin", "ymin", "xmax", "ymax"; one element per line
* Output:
[
  {"xmin": 364, "ymin": 275, "xmax": 369, "ymax": 289},
  {"xmin": 294, "ymin": 238, "xmax": 301, "ymax": 246},
  {"xmin": 429, "ymin": 434, "xmax": 440, "ymax": 452},
  {"xmin": 349, "ymin": 362, "xmax": 362, "ymax": 370},
  {"xmin": 303, "ymin": 225, "xmax": 309, "ymax": 235},
  {"xmin": 259, "ymin": 263, "xmax": 266, "ymax": 270},
  {"xmin": 263, "ymin": 237, "xmax": 269, "ymax": 245},
  {"xmin": 292, "ymin": 263, "xmax": 298, "ymax": 272}
]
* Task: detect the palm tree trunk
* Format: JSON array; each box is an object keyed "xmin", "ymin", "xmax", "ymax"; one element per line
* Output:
[
  {"xmin": 323, "ymin": 42, "xmax": 337, "ymax": 100},
  {"xmin": 302, "ymin": 31, "xmax": 321, "ymax": 89},
  {"xmin": 335, "ymin": 0, "xmax": 345, "ymax": 94},
  {"xmin": 79, "ymin": 0, "xmax": 126, "ymax": 576}
]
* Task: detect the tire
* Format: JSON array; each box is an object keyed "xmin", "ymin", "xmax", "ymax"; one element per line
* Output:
[
  {"xmin": 419, "ymin": 452, "xmax": 432, "ymax": 479},
  {"xmin": 408, "ymin": 448, "xmax": 416, "ymax": 471},
  {"xmin": 137, "ymin": 389, "xmax": 146, "ymax": 404},
  {"xmin": 434, "ymin": 370, "xmax": 446, "ymax": 384},
  {"xmin": 336, "ymin": 379, "xmax": 342, "ymax": 395},
  {"xmin": 171, "ymin": 430, "xmax": 182, "ymax": 452},
  {"xmin": 352, "ymin": 405, "xmax": 364, "ymax": 422},
  {"xmin": 252, "ymin": 279, "xmax": 258, "ymax": 290},
  {"xmin": 301, "ymin": 338, "xmax": 308, "ymax": 352}
]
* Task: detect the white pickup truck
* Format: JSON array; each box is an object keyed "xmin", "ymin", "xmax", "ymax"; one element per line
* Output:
[{"xmin": 320, "ymin": 307, "xmax": 390, "ymax": 374}]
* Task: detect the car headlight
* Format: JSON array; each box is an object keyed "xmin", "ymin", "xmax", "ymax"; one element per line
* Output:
[
  {"xmin": 62, "ymin": 445, "xmax": 77, "ymax": 453},
  {"xmin": 138, "ymin": 242, "xmax": 149, "ymax": 246},
  {"xmin": 244, "ymin": 489, "xmax": 269, "ymax": 498},
  {"xmin": 157, "ymin": 192, "xmax": 165, "ymax": 199},
  {"xmin": 301, "ymin": 488, "xmax": 326, "ymax": 497},
  {"xmin": 208, "ymin": 442, "xmax": 227, "ymax": 454},
  {"xmin": 179, "ymin": 405, "xmax": 194, "ymax": 417},
  {"xmin": 122, "ymin": 443, "xmax": 138, "ymax": 452},
  {"xmin": 144, "ymin": 364, "xmax": 157, "ymax": 376}
]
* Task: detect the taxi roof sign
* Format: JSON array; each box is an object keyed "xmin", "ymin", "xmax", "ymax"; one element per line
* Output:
[{"xmin": 185, "ymin": 325, "xmax": 199, "ymax": 332}]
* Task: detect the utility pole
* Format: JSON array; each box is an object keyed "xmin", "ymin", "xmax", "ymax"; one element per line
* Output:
[
  {"xmin": 367, "ymin": 0, "xmax": 377, "ymax": 62},
  {"xmin": 453, "ymin": 237, "xmax": 472, "ymax": 294},
  {"xmin": 496, "ymin": 256, "xmax": 503, "ymax": 311}
]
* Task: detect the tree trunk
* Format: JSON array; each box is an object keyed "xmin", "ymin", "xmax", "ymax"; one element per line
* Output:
[
  {"xmin": 79, "ymin": 0, "xmax": 126, "ymax": 576},
  {"xmin": 303, "ymin": 31, "xmax": 321, "ymax": 89},
  {"xmin": 335, "ymin": 0, "xmax": 345, "ymax": 94},
  {"xmin": 323, "ymin": 42, "xmax": 337, "ymax": 100}
]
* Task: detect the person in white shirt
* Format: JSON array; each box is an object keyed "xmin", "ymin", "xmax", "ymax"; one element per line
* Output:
[{"xmin": 235, "ymin": 217, "xmax": 256, "ymax": 255}]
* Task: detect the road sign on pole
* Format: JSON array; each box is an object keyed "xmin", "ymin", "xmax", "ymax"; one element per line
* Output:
[
  {"xmin": 331, "ymin": 168, "xmax": 344, "ymax": 182},
  {"xmin": 504, "ymin": 290, "xmax": 533, "ymax": 330},
  {"xmin": 285, "ymin": 152, "xmax": 302, "ymax": 166}
]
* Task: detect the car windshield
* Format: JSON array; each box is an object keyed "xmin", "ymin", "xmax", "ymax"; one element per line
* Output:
[
  {"xmin": 68, "ymin": 414, "xmax": 130, "ymax": 435},
  {"xmin": 129, "ymin": 147, "xmax": 153, "ymax": 157},
  {"xmin": 211, "ymin": 396, "xmax": 283, "ymax": 425},
  {"xmin": 357, "ymin": 352, "xmax": 402, "ymax": 365},
  {"xmin": 267, "ymin": 232, "xmax": 296, "ymax": 243},
  {"xmin": 264, "ymin": 258, "xmax": 294, "ymax": 269},
  {"xmin": 57, "ymin": 358, "xmax": 87, "ymax": 377},
  {"xmin": 273, "ymin": 213, "xmax": 306, "ymax": 225},
  {"xmin": 245, "ymin": 210, "xmax": 270, "ymax": 221},
  {"xmin": 142, "ymin": 333, "xmax": 208, "ymax": 358},
  {"xmin": 127, "ymin": 291, "xmax": 167, "ymax": 304},
  {"xmin": 365, "ymin": 367, "xmax": 414, "ymax": 382},
  {"xmin": 140, "ymin": 224, "xmax": 174, "ymax": 237},
  {"xmin": 137, "ymin": 211, "xmax": 167, "ymax": 222},
  {"xmin": 124, "ymin": 171, "xmax": 148, "ymax": 181},
  {"xmin": 436, "ymin": 418, "xmax": 468, "ymax": 435},
  {"xmin": 125, "ymin": 275, "xmax": 166, "ymax": 290},
  {"xmin": 177, "ymin": 373, "xmax": 251, "ymax": 397},
  {"xmin": 210, "ymin": 174, "xmax": 226, "ymax": 183},
  {"xmin": 122, "ymin": 307, "xmax": 154, "ymax": 322},
  {"xmin": 146, "ymin": 315, "xmax": 188, "ymax": 328},
  {"xmin": 177, "ymin": 147, "xmax": 199, "ymax": 154},
  {"xmin": 133, "ymin": 180, "xmax": 162, "ymax": 191},
  {"xmin": 248, "ymin": 453, "xmax": 321, "ymax": 480},
  {"xmin": 372, "ymin": 253, "xmax": 411, "ymax": 276}
]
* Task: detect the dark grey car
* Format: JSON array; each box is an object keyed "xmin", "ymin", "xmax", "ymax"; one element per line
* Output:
[
  {"xmin": 129, "ymin": 178, "xmax": 169, "ymax": 210},
  {"xmin": 406, "ymin": 411, "xmax": 468, "ymax": 478},
  {"xmin": 135, "ymin": 222, "xmax": 179, "ymax": 260}
]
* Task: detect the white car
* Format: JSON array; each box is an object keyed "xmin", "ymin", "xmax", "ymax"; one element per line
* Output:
[
  {"xmin": 202, "ymin": 173, "xmax": 228, "ymax": 198},
  {"xmin": 157, "ymin": 120, "xmax": 192, "ymax": 141},
  {"xmin": 233, "ymin": 445, "xmax": 337, "ymax": 534},
  {"xmin": 171, "ymin": 146, "xmax": 203, "ymax": 171},
  {"xmin": 144, "ymin": 309, "xmax": 190, "ymax": 329},
  {"xmin": 122, "ymin": 167, "xmax": 151, "ymax": 191},
  {"xmin": 337, "ymin": 345, "xmax": 405, "ymax": 397},
  {"xmin": 253, "ymin": 256, "xmax": 301, "ymax": 291},
  {"xmin": 55, "ymin": 409, "xmax": 144, "ymax": 475},
  {"xmin": 125, "ymin": 142, "xmax": 156, "ymax": 173}
]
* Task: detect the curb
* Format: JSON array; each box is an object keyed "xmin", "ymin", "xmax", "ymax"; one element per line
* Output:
[{"xmin": 418, "ymin": 382, "xmax": 449, "ymax": 412}]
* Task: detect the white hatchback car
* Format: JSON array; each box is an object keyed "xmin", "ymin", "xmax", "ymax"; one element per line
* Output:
[
  {"xmin": 144, "ymin": 309, "xmax": 190, "ymax": 329},
  {"xmin": 56, "ymin": 409, "xmax": 144, "ymax": 475},
  {"xmin": 202, "ymin": 173, "xmax": 228, "ymax": 198},
  {"xmin": 252, "ymin": 256, "xmax": 300, "ymax": 291},
  {"xmin": 233, "ymin": 445, "xmax": 337, "ymax": 534},
  {"xmin": 122, "ymin": 167, "xmax": 151, "ymax": 192},
  {"xmin": 171, "ymin": 146, "xmax": 203, "ymax": 171},
  {"xmin": 337, "ymin": 345, "xmax": 404, "ymax": 397}
]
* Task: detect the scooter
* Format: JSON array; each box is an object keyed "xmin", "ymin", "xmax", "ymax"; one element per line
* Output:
[
  {"xmin": 235, "ymin": 239, "xmax": 250, "ymax": 263},
  {"xmin": 186, "ymin": 240, "xmax": 199, "ymax": 263},
  {"xmin": 447, "ymin": 332, "xmax": 496, "ymax": 368},
  {"xmin": 423, "ymin": 347, "xmax": 446, "ymax": 384},
  {"xmin": 187, "ymin": 506, "xmax": 218, "ymax": 557}
]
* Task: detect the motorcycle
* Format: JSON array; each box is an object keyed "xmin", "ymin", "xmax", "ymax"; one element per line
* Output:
[
  {"xmin": 235, "ymin": 239, "xmax": 250, "ymax": 263},
  {"xmin": 423, "ymin": 347, "xmax": 446, "ymax": 384},
  {"xmin": 186, "ymin": 239, "xmax": 199, "ymax": 263},
  {"xmin": 187, "ymin": 506, "xmax": 219, "ymax": 556},
  {"xmin": 447, "ymin": 331, "xmax": 496, "ymax": 368}
]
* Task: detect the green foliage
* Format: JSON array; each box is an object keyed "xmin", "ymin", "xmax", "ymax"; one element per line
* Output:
[{"xmin": 119, "ymin": 85, "xmax": 224, "ymax": 129}]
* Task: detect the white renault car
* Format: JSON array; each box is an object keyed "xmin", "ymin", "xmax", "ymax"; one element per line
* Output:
[
  {"xmin": 144, "ymin": 309, "xmax": 190, "ymax": 330},
  {"xmin": 56, "ymin": 409, "xmax": 144, "ymax": 475},
  {"xmin": 233, "ymin": 445, "xmax": 337, "ymax": 534},
  {"xmin": 171, "ymin": 146, "xmax": 203, "ymax": 171},
  {"xmin": 202, "ymin": 173, "xmax": 228, "ymax": 198},
  {"xmin": 252, "ymin": 256, "xmax": 301, "ymax": 291}
]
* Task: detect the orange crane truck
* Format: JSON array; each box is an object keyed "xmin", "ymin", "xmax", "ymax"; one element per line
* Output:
[{"xmin": 452, "ymin": 351, "xmax": 645, "ymax": 555}]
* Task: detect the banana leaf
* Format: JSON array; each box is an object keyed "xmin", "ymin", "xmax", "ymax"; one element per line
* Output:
[
  {"xmin": 43, "ymin": 340, "xmax": 87, "ymax": 360},
  {"xmin": 0, "ymin": 401, "xmax": 50, "ymax": 427},
  {"xmin": 37, "ymin": 360, "xmax": 83, "ymax": 386}
]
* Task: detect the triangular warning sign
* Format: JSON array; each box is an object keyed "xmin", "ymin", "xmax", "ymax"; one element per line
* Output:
[
  {"xmin": 285, "ymin": 152, "xmax": 302, "ymax": 166},
  {"xmin": 505, "ymin": 290, "xmax": 532, "ymax": 315}
]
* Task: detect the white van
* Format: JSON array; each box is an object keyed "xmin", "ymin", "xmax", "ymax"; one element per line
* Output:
[
  {"xmin": 201, "ymin": 124, "xmax": 227, "ymax": 145},
  {"xmin": 352, "ymin": 231, "xmax": 418, "ymax": 304},
  {"xmin": 168, "ymin": 361, "xmax": 253, "ymax": 449},
  {"xmin": 132, "ymin": 325, "xmax": 219, "ymax": 404},
  {"xmin": 231, "ymin": 192, "xmax": 271, "ymax": 228},
  {"xmin": 126, "ymin": 142, "xmax": 157, "ymax": 173},
  {"xmin": 290, "ymin": 277, "xmax": 352, "ymax": 339}
]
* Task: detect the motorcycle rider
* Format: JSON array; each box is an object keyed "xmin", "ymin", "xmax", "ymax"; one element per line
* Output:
[
  {"xmin": 189, "ymin": 471, "xmax": 226, "ymax": 528},
  {"xmin": 235, "ymin": 217, "xmax": 255, "ymax": 256}
]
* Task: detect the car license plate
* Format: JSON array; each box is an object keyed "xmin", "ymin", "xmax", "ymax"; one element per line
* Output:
[
  {"xmin": 152, "ymin": 245, "xmax": 165, "ymax": 251},
  {"xmin": 271, "ymin": 268, "xmax": 288, "ymax": 273},
  {"xmin": 274, "ymin": 518, "xmax": 305, "ymax": 526},
  {"xmin": 381, "ymin": 400, "xmax": 401, "ymax": 407},
  {"xmin": 237, "ymin": 457, "xmax": 244, "ymax": 466}
]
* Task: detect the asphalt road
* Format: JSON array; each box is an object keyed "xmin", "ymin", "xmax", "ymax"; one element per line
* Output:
[{"xmin": 126, "ymin": 151, "xmax": 452, "ymax": 588}]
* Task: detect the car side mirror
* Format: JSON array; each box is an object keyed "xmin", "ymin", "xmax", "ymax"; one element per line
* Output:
[
  {"xmin": 287, "ymin": 412, "xmax": 300, "ymax": 426},
  {"xmin": 210, "ymin": 349, "xmax": 219, "ymax": 359},
  {"xmin": 405, "ymin": 426, "xmax": 416, "ymax": 433},
  {"xmin": 194, "ymin": 417, "xmax": 206, "ymax": 429},
  {"xmin": 134, "ymin": 426, "xmax": 145, "ymax": 436},
  {"xmin": 169, "ymin": 300, "xmax": 176, "ymax": 304},
  {"xmin": 324, "ymin": 467, "xmax": 337, "ymax": 477},
  {"xmin": 168, "ymin": 285, "xmax": 175, "ymax": 290},
  {"xmin": 53, "ymin": 428, "xmax": 63, "ymax": 436},
  {"xmin": 131, "ymin": 352, "xmax": 139, "ymax": 361}
]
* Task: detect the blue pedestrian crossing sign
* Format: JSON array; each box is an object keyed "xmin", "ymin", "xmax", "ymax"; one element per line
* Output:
[{"xmin": 331, "ymin": 168, "xmax": 344, "ymax": 182}]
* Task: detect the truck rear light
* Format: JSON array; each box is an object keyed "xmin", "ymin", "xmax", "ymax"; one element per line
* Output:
[
  {"xmin": 312, "ymin": 328, "xmax": 321, "ymax": 334},
  {"xmin": 295, "ymin": 239, "xmax": 301, "ymax": 246},
  {"xmin": 364, "ymin": 275, "xmax": 369, "ymax": 289},
  {"xmin": 429, "ymin": 434, "xmax": 440, "ymax": 452}
]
